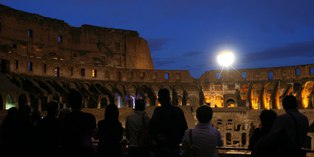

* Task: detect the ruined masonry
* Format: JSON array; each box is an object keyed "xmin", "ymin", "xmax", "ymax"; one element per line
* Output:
[{"xmin": 0, "ymin": 4, "xmax": 313, "ymax": 148}]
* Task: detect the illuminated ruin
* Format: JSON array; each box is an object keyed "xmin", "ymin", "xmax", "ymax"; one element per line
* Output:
[{"xmin": 0, "ymin": 4, "xmax": 314, "ymax": 148}]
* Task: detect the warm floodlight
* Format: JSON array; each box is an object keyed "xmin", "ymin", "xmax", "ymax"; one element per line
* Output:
[{"xmin": 217, "ymin": 51, "xmax": 235, "ymax": 67}]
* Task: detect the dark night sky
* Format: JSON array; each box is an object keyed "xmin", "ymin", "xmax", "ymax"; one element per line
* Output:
[{"xmin": 1, "ymin": 0, "xmax": 314, "ymax": 78}]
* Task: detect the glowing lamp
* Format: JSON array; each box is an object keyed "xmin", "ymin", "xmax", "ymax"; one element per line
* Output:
[{"xmin": 217, "ymin": 51, "xmax": 235, "ymax": 67}]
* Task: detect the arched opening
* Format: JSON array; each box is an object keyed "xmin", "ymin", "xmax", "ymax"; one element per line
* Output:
[
  {"xmin": 251, "ymin": 84, "xmax": 262, "ymax": 109},
  {"xmin": 241, "ymin": 133, "xmax": 247, "ymax": 146},
  {"xmin": 226, "ymin": 132, "xmax": 232, "ymax": 145},
  {"xmin": 226, "ymin": 99, "xmax": 236, "ymax": 107},
  {"xmin": 113, "ymin": 85, "xmax": 125, "ymax": 108},
  {"xmin": 301, "ymin": 81, "xmax": 314, "ymax": 109},
  {"xmin": 95, "ymin": 83, "xmax": 114, "ymax": 104},
  {"xmin": 215, "ymin": 96, "xmax": 224, "ymax": 108},
  {"xmin": 100, "ymin": 97, "xmax": 108, "ymax": 108},
  {"xmin": 6, "ymin": 94, "xmax": 15, "ymax": 110}
]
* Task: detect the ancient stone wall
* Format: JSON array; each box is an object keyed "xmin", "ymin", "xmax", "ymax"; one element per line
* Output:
[
  {"xmin": 0, "ymin": 4, "xmax": 153, "ymax": 70},
  {"xmin": 0, "ymin": 4, "xmax": 314, "ymax": 150},
  {"xmin": 200, "ymin": 65, "xmax": 314, "ymax": 109}
]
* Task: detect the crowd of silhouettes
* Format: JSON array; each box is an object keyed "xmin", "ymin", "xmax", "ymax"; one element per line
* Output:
[
  {"xmin": 0, "ymin": 88, "xmax": 311, "ymax": 157},
  {"xmin": 250, "ymin": 95, "xmax": 309, "ymax": 157}
]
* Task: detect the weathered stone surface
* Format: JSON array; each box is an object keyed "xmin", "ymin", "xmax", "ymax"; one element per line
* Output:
[{"xmin": 0, "ymin": 4, "xmax": 314, "ymax": 150}]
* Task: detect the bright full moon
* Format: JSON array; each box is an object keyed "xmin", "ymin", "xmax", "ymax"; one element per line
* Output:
[{"xmin": 217, "ymin": 51, "xmax": 235, "ymax": 67}]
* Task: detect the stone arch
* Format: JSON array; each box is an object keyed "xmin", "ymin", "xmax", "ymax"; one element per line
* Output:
[
  {"xmin": 263, "ymin": 82, "xmax": 278, "ymax": 109},
  {"xmin": 251, "ymin": 83, "xmax": 263, "ymax": 109},
  {"xmin": 214, "ymin": 95, "xmax": 224, "ymax": 108},
  {"xmin": 37, "ymin": 79, "xmax": 54, "ymax": 94},
  {"xmin": 126, "ymin": 84, "xmax": 137, "ymax": 108},
  {"xmin": 6, "ymin": 94, "xmax": 16, "ymax": 110},
  {"xmin": 301, "ymin": 81, "xmax": 314, "ymax": 109},
  {"xmin": 279, "ymin": 83, "xmax": 293, "ymax": 109},
  {"xmin": 115, "ymin": 84, "xmax": 126, "ymax": 96},
  {"xmin": 11, "ymin": 76, "xmax": 22, "ymax": 88},
  {"xmin": 51, "ymin": 80, "xmax": 68, "ymax": 98},
  {"xmin": 139, "ymin": 84, "xmax": 156, "ymax": 106},
  {"xmin": 226, "ymin": 98, "xmax": 236, "ymax": 107},
  {"xmin": 95, "ymin": 83, "xmax": 114, "ymax": 104},
  {"xmin": 98, "ymin": 95, "xmax": 109, "ymax": 108},
  {"xmin": 150, "ymin": 85, "xmax": 161, "ymax": 106},
  {"xmin": 68, "ymin": 81, "xmax": 79, "ymax": 90},
  {"xmin": 241, "ymin": 133, "xmax": 247, "ymax": 146},
  {"xmin": 239, "ymin": 83, "xmax": 249, "ymax": 104},
  {"xmin": 113, "ymin": 84, "xmax": 126, "ymax": 108},
  {"xmin": 173, "ymin": 85, "xmax": 187, "ymax": 106},
  {"xmin": 80, "ymin": 82, "xmax": 97, "ymax": 108},
  {"xmin": 89, "ymin": 83, "xmax": 102, "ymax": 95},
  {"xmin": 21, "ymin": 78, "xmax": 46, "ymax": 96}
]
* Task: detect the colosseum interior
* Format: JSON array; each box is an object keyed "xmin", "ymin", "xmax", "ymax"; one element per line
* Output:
[{"xmin": 0, "ymin": 4, "xmax": 314, "ymax": 150}]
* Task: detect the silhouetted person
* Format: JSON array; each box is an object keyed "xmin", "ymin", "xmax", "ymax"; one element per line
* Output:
[
  {"xmin": 37, "ymin": 100, "xmax": 60, "ymax": 157},
  {"xmin": 255, "ymin": 95, "xmax": 309, "ymax": 157},
  {"xmin": 0, "ymin": 107, "xmax": 19, "ymax": 157},
  {"xmin": 182, "ymin": 105, "xmax": 222, "ymax": 157},
  {"xmin": 16, "ymin": 103, "xmax": 35, "ymax": 157},
  {"xmin": 126, "ymin": 99, "xmax": 151, "ymax": 157},
  {"xmin": 249, "ymin": 109, "xmax": 277, "ymax": 157},
  {"xmin": 60, "ymin": 89, "xmax": 97, "ymax": 157},
  {"xmin": 96, "ymin": 103, "xmax": 124, "ymax": 157},
  {"xmin": 149, "ymin": 88, "xmax": 188, "ymax": 157}
]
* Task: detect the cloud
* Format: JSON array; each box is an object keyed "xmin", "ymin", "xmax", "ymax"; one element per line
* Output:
[
  {"xmin": 148, "ymin": 38, "xmax": 171, "ymax": 52},
  {"xmin": 181, "ymin": 51, "xmax": 204, "ymax": 57},
  {"xmin": 242, "ymin": 40, "xmax": 314, "ymax": 64}
]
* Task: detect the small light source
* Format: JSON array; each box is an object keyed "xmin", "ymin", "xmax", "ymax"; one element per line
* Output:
[{"xmin": 217, "ymin": 51, "xmax": 235, "ymax": 67}]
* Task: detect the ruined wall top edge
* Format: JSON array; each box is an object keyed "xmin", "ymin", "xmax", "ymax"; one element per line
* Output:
[{"xmin": 0, "ymin": 4, "xmax": 139, "ymax": 36}]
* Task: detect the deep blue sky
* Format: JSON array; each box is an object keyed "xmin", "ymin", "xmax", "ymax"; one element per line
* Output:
[{"xmin": 1, "ymin": 0, "xmax": 314, "ymax": 78}]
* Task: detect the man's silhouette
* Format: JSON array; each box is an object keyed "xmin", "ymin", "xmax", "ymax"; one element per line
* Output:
[
  {"xmin": 149, "ymin": 88, "xmax": 188, "ymax": 157},
  {"xmin": 255, "ymin": 95, "xmax": 309, "ymax": 157}
]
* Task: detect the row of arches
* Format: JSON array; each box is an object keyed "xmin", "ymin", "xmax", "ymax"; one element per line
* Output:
[
  {"xmin": 0, "ymin": 75, "xmax": 200, "ymax": 111},
  {"xmin": 248, "ymin": 81, "xmax": 314, "ymax": 109}
]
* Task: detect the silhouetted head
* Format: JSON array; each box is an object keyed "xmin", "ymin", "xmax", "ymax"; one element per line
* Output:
[
  {"xmin": 158, "ymin": 88, "xmax": 171, "ymax": 106},
  {"xmin": 196, "ymin": 105, "xmax": 213, "ymax": 123},
  {"xmin": 68, "ymin": 89, "xmax": 83, "ymax": 111},
  {"xmin": 282, "ymin": 95, "xmax": 298, "ymax": 111},
  {"xmin": 105, "ymin": 104, "xmax": 119, "ymax": 120},
  {"xmin": 259, "ymin": 109, "xmax": 277, "ymax": 128},
  {"xmin": 47, "ymin": 100, "xmax": 59, "ymax": 116},
  {"xmin": 135, "ymin": 99, "xmax": 145, "ymax": 111}
]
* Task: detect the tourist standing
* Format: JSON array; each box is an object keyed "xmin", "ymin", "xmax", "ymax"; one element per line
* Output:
[
  {"xmin": 255, "ymin": 95, "xmax": 309, "ymax": 157},
  {"xmin": 149, "ymin": 88, "xmax": 188, "ymax": 157},
  {"xmin": 182, "ymin": 105, "xmax": 222, "ymax": 157},
  {"xmin": 96, "ymin": 104, "xmax": 124, "ymax": 157},
  {"xmin": 126, "ymin": 99, "xmax": 152, "ymax": 157},
  {"xmin": 37, "ymin": 100, "xmax": 60, "ymax": 157},
  {"xmin": 60, "ymin": 89, "xmax": 97, "ymax": 157},
  {"xmin": 248, "ymin": 109, "xmax": 277, "ymax": 157}
]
